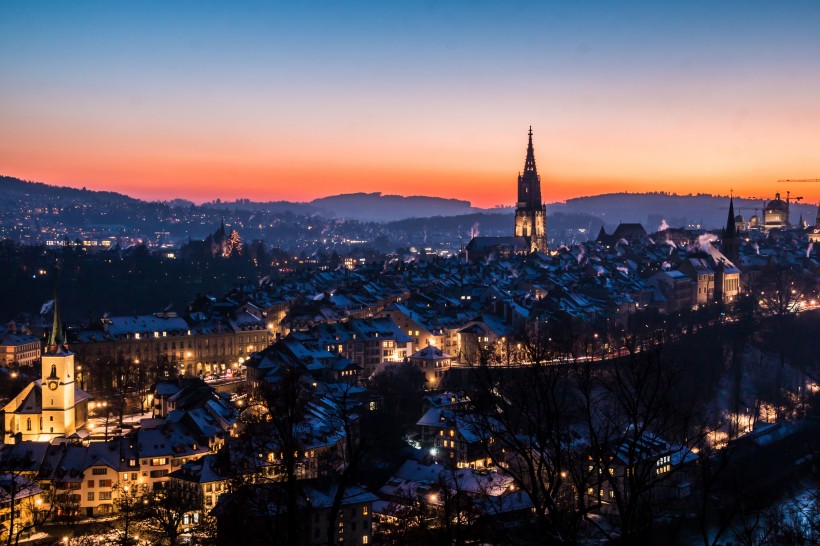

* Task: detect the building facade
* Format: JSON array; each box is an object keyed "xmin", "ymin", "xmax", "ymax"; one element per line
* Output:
[
  {"xmin": 763, "ymin": 193, "xmax": 790, "ymax": 231},
  {"xmin": 0, "ymin": 323, "xmax": 41, "ymax": 367}
]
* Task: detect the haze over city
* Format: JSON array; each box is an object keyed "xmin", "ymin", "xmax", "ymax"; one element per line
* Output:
[{"xmin": 2, "ymin": 1, "xmax": 820, "ymax": 206}]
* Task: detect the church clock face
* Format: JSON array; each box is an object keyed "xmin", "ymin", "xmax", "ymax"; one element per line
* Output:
[{"xmin": 48, "ymin": 380, "xmax": 59, "ymax": 391}]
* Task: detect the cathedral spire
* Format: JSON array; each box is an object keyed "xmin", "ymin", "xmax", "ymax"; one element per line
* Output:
[
  {"xmin": 524, "ymin": 125, "xmax": 536, "ymax": 174},
  {"xmin": 518, "ymin": 126, "xmax": 542, "ymax": 208}
]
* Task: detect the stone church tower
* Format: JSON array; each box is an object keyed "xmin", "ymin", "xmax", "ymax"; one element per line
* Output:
[
  {"xmin": 3, "ymin": 296, "xmax": 89, "ymax": 443},
  {"xmin": 41, "ymin": 298, "xmax": 78, "ymax": 437},
  {"xmin": 514, "ymin": 127, "xmax": 548, "ymax": 253}
]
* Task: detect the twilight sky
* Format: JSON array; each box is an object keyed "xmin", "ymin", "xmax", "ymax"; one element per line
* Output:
[{"xmin": 2, "ymin": 1, "xmax": 820, "ymax": 207}]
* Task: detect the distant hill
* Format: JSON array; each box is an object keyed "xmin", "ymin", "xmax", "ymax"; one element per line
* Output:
[
  {"xmin": 0, "ymin": 175, "xmax": 140, "ymax": 209},
  {"xmin": 1, "ymin": 175, "xmax": 816, "ymax": 231},
  {"xmin": 552, "ymin": 192, "xmax": 818, "ymax": 233},
  {"xmin": 0, "ymin": 177, "xmax": 483, "ymax": 221},
  {"xmin": 310, "ymin": 192, "xmax": 481, "ymax": 221}
]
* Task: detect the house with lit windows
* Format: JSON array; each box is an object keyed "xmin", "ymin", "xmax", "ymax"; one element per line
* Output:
[
  {"xmin": 584, "ymin": 431, "xmax": 697, "ymax": 514},
  {"xmin": 416, "ymin": 407, "xmax": 499, "ymax": 469},
  {"xmin": 213, "ymin": 480, "xmax": 377, "ymax": 546},
  {"xmin": 133, "ymin": 419, "xmax": 214, "ymax": 492},
  {"xmin": 312, "ymin": 317, "xmax": 412, "ymax": 379},
  {"xmin": 0, "ymin": 473, "xmax": 43, "ymax": 542},
  {"xmin": 0, "ymin": 322, "xmax": 41, "ymax": 367},
  {"xmin": 408, "ymin": 345, "xmax": 453, "ymax": 389}
]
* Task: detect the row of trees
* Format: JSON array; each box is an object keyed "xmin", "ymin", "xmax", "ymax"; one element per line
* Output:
[{"xmin": 82, "ymin": 353, "xmax": 181, "ymax": 430}]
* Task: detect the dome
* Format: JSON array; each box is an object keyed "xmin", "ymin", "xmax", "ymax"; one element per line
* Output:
[{"xmin": 765, "ymin": 193, "xmax": 788, "ymax": 212}]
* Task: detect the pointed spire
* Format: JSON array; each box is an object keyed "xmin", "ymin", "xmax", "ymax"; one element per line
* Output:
[
  {"xmin": 725, "ymin": 196, "xmax": 737, "ymax": 238},
  {"xmin": 524, "ymin": 126, "xmax": 536, "ymax": 174},
  {"xmin": 47, "ymin": 293, "xmax": 66, "ymax": 353},
  {"xmin": 518, "ymin": 126, "xmax": 542, "ymax": 208}
]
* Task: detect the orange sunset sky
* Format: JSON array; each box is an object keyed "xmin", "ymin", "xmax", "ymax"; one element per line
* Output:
[{"xmin": 2, "ymin": 2, "xmax": 819, "ymax": 208}]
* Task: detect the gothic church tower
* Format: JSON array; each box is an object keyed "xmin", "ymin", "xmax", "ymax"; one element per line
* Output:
[{"xmin": 514, "ymin": 127, "xmax": 548, "ymax": 253}]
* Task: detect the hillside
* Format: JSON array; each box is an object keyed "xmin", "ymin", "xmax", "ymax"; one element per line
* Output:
[{"xmin": 2, "ymin": 175, "xmax": 816, "ymax": 233}]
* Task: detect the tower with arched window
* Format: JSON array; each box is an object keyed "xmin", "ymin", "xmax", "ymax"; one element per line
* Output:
[{"xmin": 3, "ymin": 297, "xmax": 90, "ymax": 443}]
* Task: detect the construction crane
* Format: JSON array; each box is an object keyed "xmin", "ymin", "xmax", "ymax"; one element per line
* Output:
[
  {"xmin": 786, "ymin": 192, "xmax": 804, "ymax": 205},
  {"xmin": 778, "ymin": 179, "xmax": 820, "ymax": 183}
]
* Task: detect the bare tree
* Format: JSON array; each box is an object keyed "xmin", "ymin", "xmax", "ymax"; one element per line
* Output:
[
  {"xmin": 573, "ymin": 335, "xmax": 709, "ymax": 544},
  {"xmin": 142, "ymin": 481, "xmax": 201, "ymax": 546},
  {"xmin": 228, "ymin": 366, "xmax": 312, "ymax": 546},
  {"xmin": 320, "ymin": 382, "xmax": 370, "ymax": 546},
  {"xmin": 462, "ymin": 323, "xmax": 592, "ymax": 545},
  {"xmin": 113, "ymin": 481, "xmax": 147, "ymax": 546},
  {"xmin": 0, "ymin": 466, "xmax": 51, "ymax": 546}
]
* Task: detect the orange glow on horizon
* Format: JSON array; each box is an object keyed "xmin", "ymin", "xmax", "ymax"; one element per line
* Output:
[{"xmin": 5, "ymin": 162, "xmax": 820, "ymax": 209}]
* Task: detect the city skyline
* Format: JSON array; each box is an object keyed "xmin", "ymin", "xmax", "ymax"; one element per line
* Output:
[{"xmin": 3, "ymin": 1, "xmax": 820, "ymax": 207}]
